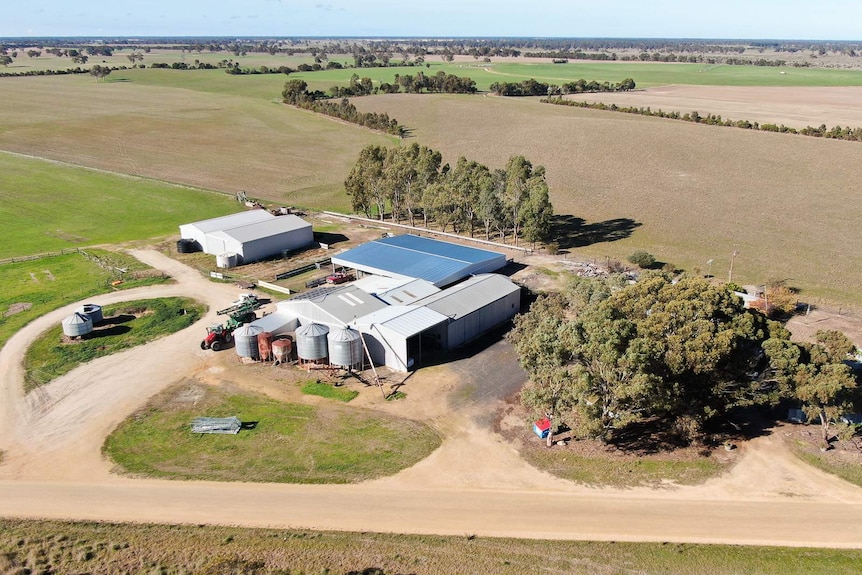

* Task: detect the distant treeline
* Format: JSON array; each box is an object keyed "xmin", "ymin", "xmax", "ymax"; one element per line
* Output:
[
  {"xmin": 282, "ymin": 79, "xmax": 403, "ymax": 136},
  {"xmin": 333, "ymin": 71, "xmax": 476, "ymax": 96},
  {"xmin": 490, "ymin": 78, "xmax": 636, "ymax": 97},
  {"xmin": 542, "ymin": 97, "xmax": 862, "ymax": 142}
]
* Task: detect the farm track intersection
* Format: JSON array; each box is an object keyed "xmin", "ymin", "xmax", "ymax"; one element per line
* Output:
[{"xmin": 1, "ymin": 251, "xmax": 861, "ymax": 547}]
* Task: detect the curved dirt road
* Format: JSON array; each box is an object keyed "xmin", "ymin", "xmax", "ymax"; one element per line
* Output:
[{"xmin": 1, "ymin": 250, "xmax": 862, "ymax": 548}]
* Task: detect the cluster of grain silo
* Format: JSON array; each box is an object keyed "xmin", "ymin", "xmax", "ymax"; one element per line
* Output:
[{"xmin": 61, "ymin": 303, "xmax": 105, "ymax": 339}]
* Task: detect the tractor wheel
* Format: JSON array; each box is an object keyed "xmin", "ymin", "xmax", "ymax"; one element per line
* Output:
[
  {"xmin": 211, "ymin": 341, "xmax": 221, "ymax": 352},
  {"xmin": 200, "ymin": 340, "xmax": 207, "ymax": 350},
  {"xmin": 225, "ymin": 332, "xmax": 233, "ymax": 343}
]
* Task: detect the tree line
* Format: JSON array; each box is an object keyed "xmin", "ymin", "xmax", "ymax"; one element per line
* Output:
[
  {"xmin": 345, "ymin": 144, "xmax": 554, "ymax": 246},
  {"xmin": 542, "ymin": 97, "xmax": 862, "ymax": 142},
  {"xmin": 282, "ymin": 80, "xmax": 403, "ymax": 136},
  {"xmin": 490, "ymin": 78, "xmax": 636, "ymax": 97},
  {"xmin": 511, "ymin": 273, "xmax": 860, "ymax": 446}
]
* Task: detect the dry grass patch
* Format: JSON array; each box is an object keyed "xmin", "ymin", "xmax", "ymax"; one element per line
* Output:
[{"xmin": 2, "ymin": 518, "xmax": 861, "ymax": 575}]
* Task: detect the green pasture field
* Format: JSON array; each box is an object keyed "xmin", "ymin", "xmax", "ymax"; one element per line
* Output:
[
  {"xmin": 353, "ymin": 94, "xmax": 862, "ymax": 306},
  {"xmin": 0, "ymin": 152, "xmax": 238, "ymax": 259},
  {"xmin": 3, "ymin": 519, "xmax": 862, "ymax": 575},
  {"xmin": 23, "ymin": 297, "xmax": 204, "ymax": 393},
  {"xmin": 287, "ymin": 60, "xmax": 862, "ymax": 91},
  {"xmin": 0, "ymin": 250, "xmax": 168, "ymax": 352},
  {"xmin": 104, "ymin": 384, "xmax": 441, "ymax": 483}
]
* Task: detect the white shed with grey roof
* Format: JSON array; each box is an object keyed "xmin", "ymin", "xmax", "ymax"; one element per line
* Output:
[
  {"xmin": 179, "ymin": 211, "xmax": 313, "ymax": 264},
  {"xmin": 275, "ymin": 285, "xmax": 388, "ymax": 329},
  {"xmin": 413, "ymin": 274, "xmax": 521, "ymax": 349}
]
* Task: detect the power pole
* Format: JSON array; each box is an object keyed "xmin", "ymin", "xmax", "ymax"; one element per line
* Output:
[{"xmin": 728, "ymin": 249, "xmax": 739, "ymax": 283}]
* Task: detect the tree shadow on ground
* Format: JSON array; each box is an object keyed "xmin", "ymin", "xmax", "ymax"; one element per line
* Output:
[
  {"xmin": 609, "ymin": 406, "xmax": 776, "ymax": 455},
  {"xmin": 552, "ymin": 214, "xmax": 641, "ymax": 250}
]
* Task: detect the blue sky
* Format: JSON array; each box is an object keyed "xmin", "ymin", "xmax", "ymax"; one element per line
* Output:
[{"xmin": 3, "ymin": 0, "xmax": 861, "ymax": 40}]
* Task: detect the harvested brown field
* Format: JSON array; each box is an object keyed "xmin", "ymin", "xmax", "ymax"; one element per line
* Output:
[
  {"xmin": 1, "ymin": 74, "xmax": 859, "ymax": 305},
  {"xmin": 354, "ymin": 93, "xmax": 862, "ymax": 305},
  {"xmin": 0, "ymin": 75, "xmax": 395, "ymax": 211},
  {"xmin": 571, "ymin": 85, "xmax": 862, "ymax": 128}
]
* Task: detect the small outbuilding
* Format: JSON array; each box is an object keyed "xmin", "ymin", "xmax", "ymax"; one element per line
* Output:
[{"xmin": 533, "ymin": 418, "xmax": 551, "ymax": 439}]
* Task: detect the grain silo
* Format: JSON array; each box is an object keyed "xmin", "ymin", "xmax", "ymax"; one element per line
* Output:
[
  {"xmin": 295, "ymin": 323, "xmax": 329, "ymax": 363},
  {"xmin": 76, "ymin": 303, "xmax": 103, "ymax": 324},
  {"xmin": 327, "ymin": 327, "xmax": 363, "ymax": 370},
  {"xmin": 62, "ymin": 312, "xmax": 93, "ymax": 338},
  {"xmin": 234, "ymin": 324, "xmax": 264, "ymax": 359}
]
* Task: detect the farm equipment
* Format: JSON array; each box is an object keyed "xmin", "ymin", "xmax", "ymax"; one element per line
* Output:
[
  {"xmin": 200, "ymin": 296, "xmax": 263, "ymax": 351},
  {"xmin": 201, "ymin": 324, "xmax": 232, "ymax": 351},
  {"xmin": 326, "ymin": 272, "xmax": 355, "ymax": 285}
]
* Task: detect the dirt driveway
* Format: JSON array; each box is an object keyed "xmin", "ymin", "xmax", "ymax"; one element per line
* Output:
[{"xmin": 1, "ymin": 251, "xmax": 862, "ymax": 548}]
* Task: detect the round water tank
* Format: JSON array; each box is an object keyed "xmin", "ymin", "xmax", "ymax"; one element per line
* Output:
[
  {"xmin": 62, "ymin": 312, "xmax": 93, "ymax": 338},
  {"xmin": 257, "ymin": 331, "xmax": 273, "ymax": 361},
  {"xmin": 76, "ymin": 303, "xmax": 103, "ymax": 324},
  {"xmin": 272, "ymin": 338, "xmax": 292, "ymax": 361},
  {"xmin": 327, "ymin": 327, "xmax": 363, "ymax": 369},
  {"xmin": 233, "ymin": 324, "xmax": 264, "ymax": 358},
  {"xmin": 216, "ymin": 252, "xmax": 238, "ymax": 269},
  {"xmin": 295, "ymin": 323, "xmax": 329, "ymax": 361}
]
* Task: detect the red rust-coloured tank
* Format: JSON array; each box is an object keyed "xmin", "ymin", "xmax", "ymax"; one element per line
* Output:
[
  {"xmin": 272, "ymin": 338, "xmax": 292, "ymax": 363},
  {"xmin": 257, "ymin": 331, "xmax": 273, "ymax": 361}
]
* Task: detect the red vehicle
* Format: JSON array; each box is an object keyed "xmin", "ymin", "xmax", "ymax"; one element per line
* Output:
[
  {"xmin": 326, "ymin": 272, "xmax": 354, "ymax": 285},
  {"xmin": 200, "ymin": 324, "xmax": 232, "ymax": 351}
]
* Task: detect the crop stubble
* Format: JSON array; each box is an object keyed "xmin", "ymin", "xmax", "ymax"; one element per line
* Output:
[{"xmin": 354, "ymin": 94, "xmax": 862, "ymax": 303}]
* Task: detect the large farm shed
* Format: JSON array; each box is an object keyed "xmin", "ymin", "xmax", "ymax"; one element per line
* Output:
[
  {"xmin": 245, "ymin": 234, "xmax": 519, "ymax": 372},
  {"xmin": 179, "ymin": 210, "xmax": 313, "ymax": 264},
  {"xmin": 331, "ymin": 234, "xmax": 507, "ymax": 288},
  {"xmin": 413, "ymin": 273, "xmax": 522, "ymax": 349}
]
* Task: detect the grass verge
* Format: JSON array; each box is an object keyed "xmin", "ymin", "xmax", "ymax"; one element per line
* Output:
[
  {"xmin": 104, "ymin": 384, "xmax": 440, "ymax": 483},
  {"xmin": 0, "ymin": 250, "xmax": 170, "ymax": 352},
  {"xmin": 788, "ymin": 437, "xmax": 862, "ymax": 487},
  {"xmin": 520, "ymin": 445, "xmax": 728, "ymax": 487},
  {"xmin": 301, "ymin": 380, "xmax": 359, "ymax": 402},
  {"xmin": 23, "ymin": 297, "xmax": 204, "ymax": 392},
  {"xmin": 1, "ymin": 518, "xmax": 860, "ymax": 575}
]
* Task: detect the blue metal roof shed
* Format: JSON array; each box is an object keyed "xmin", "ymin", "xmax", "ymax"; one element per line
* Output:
[{"xmin": 331, "ymin": 235, "xmax": 507, "ymax": 287}]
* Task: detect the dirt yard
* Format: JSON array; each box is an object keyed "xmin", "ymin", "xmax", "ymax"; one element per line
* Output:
[{"xmin": 1, "ymin": 248, "xmax": 861, "ymax": 548}]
